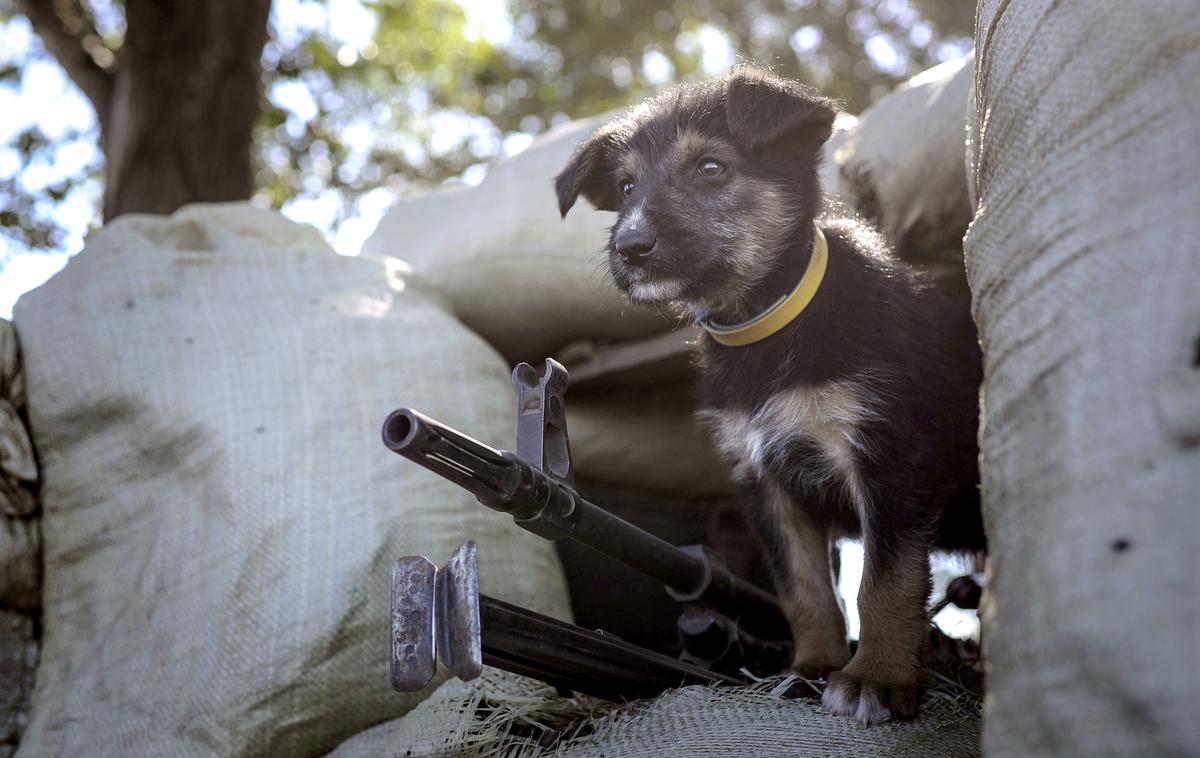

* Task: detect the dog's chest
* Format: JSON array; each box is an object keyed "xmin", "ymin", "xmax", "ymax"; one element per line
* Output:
[{"xmin": 699, "ymin": 381, "xmax": 875, "ymax": 508}]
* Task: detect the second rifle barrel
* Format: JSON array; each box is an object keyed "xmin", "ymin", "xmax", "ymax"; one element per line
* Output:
[
  {"xmin": 383, "ymin": 408, "xmax": 787, "ymax": 638},
  {"xmin": 481, "ymin": 595, "xmax": 740, "ymax": 700}
]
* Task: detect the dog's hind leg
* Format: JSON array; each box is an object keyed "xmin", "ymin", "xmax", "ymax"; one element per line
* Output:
[
  {"xmin": 750, "ymin": 480, "xmax": 851, "ymax": 678},
  {"xmin": 822, "ymin": 526, "xmax": 930, "ymax": 724}
]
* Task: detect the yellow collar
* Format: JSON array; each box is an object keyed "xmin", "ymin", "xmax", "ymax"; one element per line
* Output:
[{"xmin": 700, "ymin": 226, "xmax": 829, "ymax": 347}]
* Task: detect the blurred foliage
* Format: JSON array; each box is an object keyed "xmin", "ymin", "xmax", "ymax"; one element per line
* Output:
[{"xmin": 2, "ymin": 0, "xmax": 971, "ymax": 255}]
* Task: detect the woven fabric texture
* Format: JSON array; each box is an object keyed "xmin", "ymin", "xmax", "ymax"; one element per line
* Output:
[
  {"xmin": 330, "ymin": 668, "xmax": 981, "ymax": 757},
  {"xmin": 966, "ymin": 1, "xmax": 1200, "ymax": 755},
  {"xmin": 11, "ymin": 204, "xmax": 571, "ymax": 757}
]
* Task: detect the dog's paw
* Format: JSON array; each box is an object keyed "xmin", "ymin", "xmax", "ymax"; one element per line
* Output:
[{"xmin": 821, "ymin": 671, "xmax": 918, "ymax": 725}]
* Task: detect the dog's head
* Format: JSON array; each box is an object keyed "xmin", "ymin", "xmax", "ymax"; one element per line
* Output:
[{"xmin": 555, "ymin": 67, "xmax": 837, "ymax": 315}]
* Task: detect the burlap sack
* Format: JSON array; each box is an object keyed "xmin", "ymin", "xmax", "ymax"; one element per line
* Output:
[
  {"xmin": 832, "ymin": 55, "xmax": 974, "ymax": 282},
  {"xmin": 966, "ymin": 2, "xmax": 1200, "ymax": 755},
  {"xmin": 12, "ymin": 204, "xmax": 571, "ymax": 757},
  {"xmin": 329, "ymin": 668, "xmax": 981, "ymax": 757}
]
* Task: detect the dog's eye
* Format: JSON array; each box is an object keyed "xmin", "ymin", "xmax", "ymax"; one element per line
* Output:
[
  {"xmin": 697, "ymin": 159, "xmax": 726, "ymax": 178},
  {"xmin": 621, "ymin": 180, "xmax": 635, "ymax": 197}
]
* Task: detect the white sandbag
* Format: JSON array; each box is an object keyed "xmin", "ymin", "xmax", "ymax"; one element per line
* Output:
[
  {"xmin": 12, "ymin": 203, "xmax": 571, "ymax": 758},
  {"xmin": 833, "ymin": 55, "xmax": 974, "ymax": 280},
  {"xmin": 363, "ymin": 115, "xmax": 671, "ymax": 363},
  {"xmin": 965, "ymin": 2, "xmax": 1200, "ymax": 755}
]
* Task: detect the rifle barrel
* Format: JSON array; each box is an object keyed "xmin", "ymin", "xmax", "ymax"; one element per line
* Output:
[
  {"xmin": 383, "ymin": 408, "xmax": 520, "ymax": 506},
  {"xmin": 383, "ymin": 407, "xmax": 788, "ymax": 640}
]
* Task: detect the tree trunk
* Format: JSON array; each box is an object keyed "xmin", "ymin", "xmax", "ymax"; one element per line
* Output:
[{"xmin": 100, "ymin": 0, "xmax": 272, "ymax": 220}]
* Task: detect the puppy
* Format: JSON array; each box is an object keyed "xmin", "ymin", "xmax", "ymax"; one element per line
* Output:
[{"xmin": 555, "ymin": 67, "xmax": 984, "ymax": 724}]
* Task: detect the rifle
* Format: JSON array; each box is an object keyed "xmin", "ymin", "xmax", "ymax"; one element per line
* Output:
[{"xmin": 384, "ymin": 359, "xmax": 794, "ymax": 700}]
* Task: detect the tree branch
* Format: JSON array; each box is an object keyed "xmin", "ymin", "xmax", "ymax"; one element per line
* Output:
[{"xmin": 13, "ymin": 0, "xmax": 114, "ymax": 113}]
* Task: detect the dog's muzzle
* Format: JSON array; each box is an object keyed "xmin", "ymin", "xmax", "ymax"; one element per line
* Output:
[{"xmin": 614, "ymin": 229, "xmax": 656, "ymax": 267}]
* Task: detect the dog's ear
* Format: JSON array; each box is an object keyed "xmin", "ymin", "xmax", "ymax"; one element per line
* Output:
[
  {"xmin": 555, "ymin": 125, "xmax": 621, "ymax": 217},
  {"xmin": 725, "ymin": 67, "xmax": 838, "ymax": 153}
]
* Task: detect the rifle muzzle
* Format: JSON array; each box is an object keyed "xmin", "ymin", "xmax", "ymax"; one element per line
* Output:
[{"xmin": 382, "ymin": 408, "xmax": 522, "ymax": 506}]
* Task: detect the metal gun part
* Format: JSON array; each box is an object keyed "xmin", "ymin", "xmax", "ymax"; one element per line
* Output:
[
  {"xmin": 391, "ymin": 540, "xmax": 741, "ymax": 700},
  {"xmin": 512, "ymin": 358, "xmax": 574, "ymax": 486},
  {"xmin": 381, "ymin": 407, "xmax": 790, "ymax": 643}
]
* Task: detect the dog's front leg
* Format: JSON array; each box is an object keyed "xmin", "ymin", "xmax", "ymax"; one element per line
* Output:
[
  {"xmin": 751, "ymin": 480, "xmax": 850, "ymax": 678},
  {"xmin": 822, "ymin": 528, "xmax": 930, "ymax": 724}
]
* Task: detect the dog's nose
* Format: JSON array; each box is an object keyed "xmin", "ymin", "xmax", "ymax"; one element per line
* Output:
[{"xmin": 615, "ymin": 230, "xmax": 656, "ymax": 267}]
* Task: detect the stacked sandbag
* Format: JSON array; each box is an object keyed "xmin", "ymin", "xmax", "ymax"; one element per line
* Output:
[
  {"xmin": 12, "ymin": 204, "xmax": 571, "ymax": 757},
  {"xmin": 965, "ymin": 2, "xmax": 1200, "ymax": 755},
  {"xmin": 831, "ymin": 54, "xmax": 974, "ymax": 284}
]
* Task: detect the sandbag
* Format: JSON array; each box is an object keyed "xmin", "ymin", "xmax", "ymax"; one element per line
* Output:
[
  {"xmin": 12, "ymin": 204, "xmax": 571, "ymax": 758},
  {"xmin": 965, "ymin": 2, "xmax": 1200, "ymax": 755},
  {"xmin": 832, "ymin": 55, "xmax": 974, "ymax": 282},
  {"xmin": 328, "ymin": 668, "xmax": 980, "ymax": 757}
]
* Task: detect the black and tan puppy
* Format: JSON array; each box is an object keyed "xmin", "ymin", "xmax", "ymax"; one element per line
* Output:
[{"xmin": 555, "ymin": 67, "xmax": 984, "ymax": 724}]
